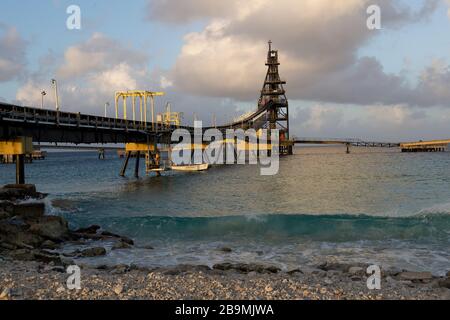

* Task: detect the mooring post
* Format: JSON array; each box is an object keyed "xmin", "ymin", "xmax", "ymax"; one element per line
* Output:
[
  {"xmin": 134, "ymin": 151, "xmax": 140, "ymax": 178},
  {"xmin": 15, "ymin": 154, "xmax": 25, "ymax": 184},
  {"xmin": 120, "ymin": 151, "xmax": 131, "ymax": 177},
  {"xmin": 346, "ymin": 143, "xmax": 350, "ymax": 154}
]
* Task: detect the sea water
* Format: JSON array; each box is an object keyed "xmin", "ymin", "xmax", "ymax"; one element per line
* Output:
[{"xmin": 1, "ymin": 146, "xmax": 449, "ymax": 275}]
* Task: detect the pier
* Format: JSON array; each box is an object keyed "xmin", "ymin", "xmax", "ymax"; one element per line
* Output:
[
  {"xmin": 0, "ymin": 41, "xmax": 448, "ymax": 185},
  {"xmin": 400, "ymin": 140, "xmax": 450, "ymax": 152}
]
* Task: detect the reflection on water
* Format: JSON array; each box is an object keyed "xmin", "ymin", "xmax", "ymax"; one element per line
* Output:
[{"xmin": 1, "ymin": 146, "xmax": 449, "ymax": 274}]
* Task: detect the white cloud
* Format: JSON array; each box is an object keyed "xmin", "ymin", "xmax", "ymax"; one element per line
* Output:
[
  {"xmin": 0, "ymin": 25, "xmax": 27, "ymax": 82},
  {"xmin": 159, "ymin": 0, "xmax": 449, "ymax": 108}
]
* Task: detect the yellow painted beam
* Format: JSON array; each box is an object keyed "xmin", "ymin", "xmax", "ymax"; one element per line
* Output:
[
  {"xmin": 125, "ymin": 143, "xmax": 156, "ymax": 152},
  {"xmin": 0, "ymin": 137, "xmax": 33, "ymax": 155},
  {"xmin": 400, "ymin": 139, "xmax": 450, "ymax": 147}
]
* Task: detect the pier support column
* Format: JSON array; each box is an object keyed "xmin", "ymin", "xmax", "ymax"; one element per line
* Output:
[
  {"xmin": 346, "ymin": 143, "xmax": 350, "ymax": 154},
  {"xmin": 134, "ymin": 151, "xmax": 140, "ymax": 178},
  {"xmin": 0, "ymin": 137, "xmax": 33, "ymax": 185},
  {"xmin": 15, "ymin": 154, "xmax": 25, "ymax": 184},
  {"xmin": 124, "ymin": 141, "xmax": 157, "ymax": 177},
  {"xmin": 120, "ymin": 151, "xmax": 131, "ymax": 177}
]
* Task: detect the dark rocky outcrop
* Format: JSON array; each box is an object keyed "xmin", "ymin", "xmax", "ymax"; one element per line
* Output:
[
  {"xmin": 212, "ymin": 263, "xmax": 280, "ymax": 274},
  {"xmin": 0, "ymin": 184, "xmax": 134, "ymax": 267}
]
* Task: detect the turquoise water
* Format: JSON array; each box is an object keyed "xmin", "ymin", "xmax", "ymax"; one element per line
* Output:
[{"xmin": 1, "ymin": 146, "xmax": 449, "ymax": 274}]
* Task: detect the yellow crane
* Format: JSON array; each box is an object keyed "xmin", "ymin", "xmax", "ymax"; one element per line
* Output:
[{"xmin": 114, "ymin": 90, "xmax": 165, "ymax": 130}]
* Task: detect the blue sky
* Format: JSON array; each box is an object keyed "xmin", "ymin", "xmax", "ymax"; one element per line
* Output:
[{"xmin": 1, "ymin": 0, "xmax": 450, "ymax": 140}]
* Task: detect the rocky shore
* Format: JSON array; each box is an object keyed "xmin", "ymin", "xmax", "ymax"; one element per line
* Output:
[{"xmin": 1, "ymin": 184, "xmax": 449, "ymax": 300}]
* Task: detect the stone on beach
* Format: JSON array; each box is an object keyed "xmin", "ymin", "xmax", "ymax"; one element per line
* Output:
[
  {"xmin": 112, "ymin": 240, "xmax": 132, "ymax": 250},
  {"xmin": 80, "ymin": 247, "xmax": 107, "ymax": 257},
  {"xmin": 398, "ymin": 271, "xmax": 433, "ymax": 281},
  {"xmin": 29, "ymin": 216, "xmax": 69, "ymax": 242}
]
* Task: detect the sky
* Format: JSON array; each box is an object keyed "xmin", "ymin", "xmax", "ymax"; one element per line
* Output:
[{"xmin": 1, "ymin": 0, "xmax": 450, "ymax": 141}]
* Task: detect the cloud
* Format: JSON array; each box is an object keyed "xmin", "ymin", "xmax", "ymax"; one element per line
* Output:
[
  {"xmin": 159, "ymin": 0, "xmax": 449, "ymax": 108},
  {"xmin": 291, "ymin": 103, "xmax": 450, "ymax": 141},
  {"xmin": 0, "ymin": 25, "xmax": 27, "ymax": 82},
  {"xmin": 57, "ymin": 33, "xmax": 148, "ymax": 79},
  {"xmin": 16, "ymin": 33, "xmax": 153, "ymax": 114}
]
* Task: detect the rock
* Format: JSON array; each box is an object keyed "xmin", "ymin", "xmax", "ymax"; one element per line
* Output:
[
  {"xmin": 29, "ymin": 216, "xmax": 69, "ymax": 241},
  {"xmin": 398, "ymin": 271, "xmax": 433, "ymax": 281},
  {"xmin": 80, "ymin": 247, "xmax": 107, "ymax": 257},
  {"xmin": 218, "ymin": 247, "xmax": 232, "ymax": 253},
  {"xmin": 213, "ymin": 263, "xmax": 233, "ymax": 271},
  {"xmin": 142, "ymin": 245, "xmax": 154, "ymax": 250},
  {"xmin": 12, "ymin": 203, "xmax": 45, "ymax": 220},
  {"xmin": 56, "ymin": 286, "xmax": 65, "ymax": 293},
  {"xmin": 348, "ymin": 267, "xmax": 365, "ymax": 276},
  {"xmin": 101, "ymin": 231, "xmax": 134, "ymax": 245},
  {"xmin": 40, "ymin": 240, "xmax": 59, "ymax": 250},
  {"xmin": 264, "ymin": 285, "xmax": 273, "ymax": 293},
  {"xmin": 0, "ymin": 209, "xmax": 11, "ymax": 220},
  {"xmin": 0, "ymin": 288, "xmax": 11, "ymax": 300},
  {"xmin": 438, "ymin": 278, "xmax": 450, "ymax": 289},
  {"xmin": 113, "ymin": 283, "xmax": 123, "ymax": 295},
  {"xmin": 112, "ymin": 240, "xmax": 132, "ymax": 250},
  {"xmin": 287, "ymin": 268, "xmax": 303, "ymax": 275},
  {"xmin": 9, "ymin": 248, "xmax": 35, "ymax": 261},
  {"xmin": 0, "ymin": 221, "xmax": 44, "ymax": 248},
  {"xmin": 0, "ymin": 184, "xmax": 44, "ymax": 201},
  {"xmin": 74, "ymin": 225, "xmax": 100, "ymax": 234},
  {"xmin": 111, "ymin": 264, "xmax": 130, "ymax": 274},
  {"xmin": 34, "ymin": 251, "xmax": 62, "ymax": 265},
  {"xmin": 265, "ymin": 266, "xmax": 281, "ymax": 274}
]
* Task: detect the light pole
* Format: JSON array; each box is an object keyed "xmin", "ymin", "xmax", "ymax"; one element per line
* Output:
[
  {"xmin": 104, "ymin": 102, "xmax": 110, "ymax": 117},
  {"xmin": 40, "ymin": 90, "xmax": 46, "ymax": 109},
  {"xmin": 51, "ymin": 79, "xmax": 60, "ymax": 111}
]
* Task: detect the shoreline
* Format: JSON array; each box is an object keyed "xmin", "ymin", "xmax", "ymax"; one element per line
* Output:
[
  {"xmin": 1, "ymin": 257, "xmax": 449, "ymax": 300},
  {"xmin": 1, "ymin": 184, "xmax": 449, "ymax": 300}
]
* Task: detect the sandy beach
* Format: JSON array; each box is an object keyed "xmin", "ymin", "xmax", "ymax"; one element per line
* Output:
[{"xmin": 1, "ymin": 257, "xmax": 450, "ymax": 300}]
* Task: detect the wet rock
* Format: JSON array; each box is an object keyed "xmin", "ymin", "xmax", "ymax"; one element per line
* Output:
[
  {"xmin": 212, "ymin": 263, "xmax": 279, "ymax": 274},
  {"xmin": 9, "ymin": 248, "xmax": 35, "ymax": 261},
  {"xmin": 40, "ymin": 240, "xmax": 59, "ymax": 250},
  {"xmin": 29, "ymin": 216, "xmax": 69, "ymax": 242},
  {"xmin": 111, "ymin": 264, "xmax": 130, "ymax": 274},
  {"xmin": 74, "ymin": 225, "xmax": 100, "ymax": 234},
  {"xmin": 398, "ymin": 271, "xmax": 433, "ymax": 281},
  {"xmin": 438, "ymin": 278, "xmax": 450, "ymax": 289},
  {"xmin": 348, "ymin": 267, "xmax": 365, "ymax": 276},
  {"xmin": 212, "ymin": 263, "xmax": 233, "ymax": 271},
  {"xmin": 80, "ymin": 247, "xmax": 107, "ymax": 257},
  {"xmin": 34, "ymin": 251, "xmax": 62, "ymax": 265},
  {"xmin": 218, "ymin": 247, "xmax": 232, "ymax": 253},
  {"xmin": 0, "ymin": 209, "xmax": 11, "ymax": 220},
  {"xmin": 112, "ymin": 240, "xmax": 132, "ymax": 250},
  {"xmin": 287, "ymin": 268, "xmax": 303, "ymax": 275},
  {"xmin": 265, "ymin": 266, "xmax": 281, "ymax": 274},
  {"xmin": 0, "ymin": 184, "xmax": 45, "ymax": 201},
  {"xmin": 12, "ymin": 203, "xmax": 45, "ymax": 220},
  {"xmin": 162, "ymin": 265, "xmax": 210, "ymax": 275},
  {"xmin": 0, "ymin": 220, "xmax": 44, "ymax": 248},
  {"xmin": 101, "ymin": 231, "xmax": 134, "ymax": 245}
]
